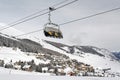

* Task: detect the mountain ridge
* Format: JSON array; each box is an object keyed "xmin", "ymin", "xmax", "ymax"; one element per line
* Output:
[{"xmin": 0, "ymin": 28, "xmax": 120, "ymax": 73}]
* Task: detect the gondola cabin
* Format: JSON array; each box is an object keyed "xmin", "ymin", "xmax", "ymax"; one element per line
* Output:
[
  {"xmin": 43, "ymin": 7, "xmax": 63, "ymax": 39},
  {"xmin": 44, "ymin": 23, "xmax": 63, "ymax": 38}
]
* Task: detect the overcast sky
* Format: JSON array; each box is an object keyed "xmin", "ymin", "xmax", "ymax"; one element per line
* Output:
[{"xmin": 0, "ymin": 0, "xmax": 120, "ymax": 51}]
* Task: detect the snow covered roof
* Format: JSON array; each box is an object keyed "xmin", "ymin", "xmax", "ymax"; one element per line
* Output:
[{"xmin": 64, "ymin": 67, "xmax": 73, "ymax": 73}]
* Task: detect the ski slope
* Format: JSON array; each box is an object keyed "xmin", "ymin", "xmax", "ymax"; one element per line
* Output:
[
  {"xmin": 0, "ymin": 67, "xmax": 120, "ymax": 80},
  {"xmin": 0, "ymin": 47, "xmax": 49, "ymax": 64}
]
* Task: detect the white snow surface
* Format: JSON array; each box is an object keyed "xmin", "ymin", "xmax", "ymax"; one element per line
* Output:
[
  {"xmin": 0, "ymin": 67, "xmax": 50, "ymax": 75},
  {"xmin": 0, "ymin": 47, "xmax": 49, "ymax": 64},
  {"xmin": 0, "ymin": 67, "xmax": 120, "ymax": 80},
  {"xmin": 64, "ymin": 67, "xmax": 73, "ymax": 73}
]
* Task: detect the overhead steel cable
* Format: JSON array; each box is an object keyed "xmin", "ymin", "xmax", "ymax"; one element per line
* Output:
[
  {"xmin": 0, "ymin": 0, "xmax": 78, "ymax": 31},
  {"xmin": 55, "ymin": 0, "xmax": 78, "ymax": 10},
  {"xmin": 17, "ymin": 0, "xmax": 70, "ymax": 20},
  {"xmin": 51, "ymin": 0, "xmax": 69, "ymax": 7},
  {"xmin": 15, "ymin": 7, "xmax": 120, "ymax": 37},
  {"xmin": 15, "ymin": 28, "xmax": 43, "ymax": 37},
  {"xmin": 0, "ymin": 0, "xmax": 69, "ymax": 30},
  {"xmin": 59, "ymin": 7, "xmax": 120, "ymax": 26},
  {"xmin": 2, "ymin": 0, "xmax": 69, "ymax": 26}
]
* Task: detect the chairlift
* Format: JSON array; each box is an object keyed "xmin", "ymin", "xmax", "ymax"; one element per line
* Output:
[{"xmin": 43, "ymin": 7, "xmax": 63, "ymax": 39}]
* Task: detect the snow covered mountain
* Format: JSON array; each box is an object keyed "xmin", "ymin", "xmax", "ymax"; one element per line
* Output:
[
  {"xmin": 0, "ymin": 27, "xmax": 120, "ymax": 77},
  {"xmin": 112, "ymin": 52, "xmax": 120, "ymax": 60},
  {"xmin": 43, "ymin": 40, "xmax": 120, "ymax": 72}
]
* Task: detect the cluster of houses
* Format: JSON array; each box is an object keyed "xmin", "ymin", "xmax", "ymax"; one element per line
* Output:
[
  {"xmin": 0, "ymin": 51, "xmax": 119, "ymax": 77},
  {"xmin": 0, "ymin": 54, "xmax": 94, "ymax": 76}
]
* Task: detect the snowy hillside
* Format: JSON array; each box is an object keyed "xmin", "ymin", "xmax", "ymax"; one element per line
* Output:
[
  {"xmin": 43, "ymin": 40, "xmax": 120, "ymax": 73},
  {"xmin": 0, "ymin": 27, "xmax": 120, "ymax": 77},
  {"xmin": 113, "ymin": 52, "xmax": 120, "ymax": 60},
  {"xmin": 0, "ymin": 47, "xmax": 49, "ymax": 64}
]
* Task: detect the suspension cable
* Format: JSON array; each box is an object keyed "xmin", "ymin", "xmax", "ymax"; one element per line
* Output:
[
  {"xmin": 0, "ymin": 0, "xmax": 78, "ymax": 31},
  {"xmin": 15, "ymin": 6, "xmax": 120, "ymax": 37},
  {"xmin": 15, "ymin": 29, "xmax": 43, "ymax": 37},
  {"xmin": 59, "ymin": 7, "xmax": 120, "ymax": 25}
]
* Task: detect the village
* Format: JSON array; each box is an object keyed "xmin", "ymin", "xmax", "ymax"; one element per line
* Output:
[{"xmin": 0, "ymin": 49, "xmax": 116, "ymax": 77}]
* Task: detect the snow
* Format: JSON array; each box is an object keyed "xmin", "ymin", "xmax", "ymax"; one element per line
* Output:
[
  {"xmin": 42, "ymin": 67, "xmax": 48, "ymax": 71},
  {"xmin": 64, "ymin": 67, "xmax": 73, "ymax": 73},
  {"xmin": 93, "ymin": 47, "xmax": 116, "ymax": 59},
  {"xmin": 0, "ymin": 67, "xmax": 120, "ymax": 80},
  {"xmin": 62, "ymin": 46, "xmax": 69, "ymax": 51},
  {"xmin": 23, "ymin": 64, "xmax": 31, "ymax": 69},
  {"xmin": 0, "ymin": 67, "xmax": 50, "ymax": 75},
  {"xmin": 42, "ymin": 40, "xmax": 64, "ymax": 53},
  {"xmin": 0, "ymin": 47, "xmax": 49, "ymax": 64}
]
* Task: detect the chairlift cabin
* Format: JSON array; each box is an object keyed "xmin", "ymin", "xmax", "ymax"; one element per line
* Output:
[{"xmin": 43, "ymin": 7, "xmax": 63, "ymax": 39}]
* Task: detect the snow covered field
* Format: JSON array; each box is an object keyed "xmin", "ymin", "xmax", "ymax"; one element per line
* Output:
[
  {"xmin": 0, "ymin": 67, "xmax": 120, "ymax": 80},
  {"xmin": 1, "ymin": 75, "xmax": 120, "ymax": 80},
  {"xmin": 0, "ymin": 47, "xmax": 49, "ymax": 64}
]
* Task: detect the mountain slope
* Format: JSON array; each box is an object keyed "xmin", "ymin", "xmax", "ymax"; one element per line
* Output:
[
  {"xmin": 43, "ymin": 40, "xmax": 120, "ymax": 72},
  {"xmin": 0, "ymin": 33, "xmax": 43, "ymax": 53},
  {"xmin": 0, "ymin": 47, "xmax": 50, "ymax": 64},
  {"xmin": 112, "ymin": 52, "xmax": 120, "ymax": 59},
  {"xmin": 0, "ymin": 27, "xmax": 120, "ymax": 74}
]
